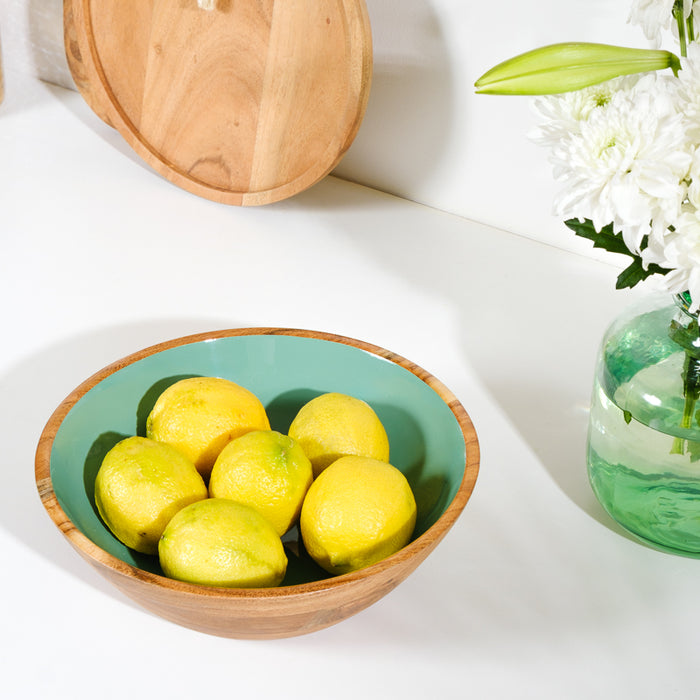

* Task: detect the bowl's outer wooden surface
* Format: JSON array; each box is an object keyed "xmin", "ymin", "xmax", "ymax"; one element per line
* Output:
[
  {"xmin": 35, "ymin": 328, "xmax": 480, "ymax": 639},
  {"xmin": 63, "ymin": 0, "xmax": 373, "ymax": 206}
]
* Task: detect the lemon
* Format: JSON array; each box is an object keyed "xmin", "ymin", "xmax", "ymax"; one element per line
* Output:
[
  {"xmin": 288, "ymin": 392, "xmax": 390, "ymax": 477},
  {"xmin": 300, "ymin": 455, "xmax": 417, "ymax": 575},
  {"xmin": 158, "ymin": 498, "xmax": 287, "ymax": 588},
  {"xmin": 94, "ymin": 436, "xmax": 208, "ymax": 555},
  {"xmin": 209, "ymin": 430, "xmax": 313, "ymax": 536},
  {"xmin": 146, "ymin": 376, "xmax": 270, "ymax": 480}
]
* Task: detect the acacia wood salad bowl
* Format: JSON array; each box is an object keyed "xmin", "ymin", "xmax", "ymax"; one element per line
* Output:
[{"xmin": 35, "ymin": 328, "xmax": 479, "ymax": 639}]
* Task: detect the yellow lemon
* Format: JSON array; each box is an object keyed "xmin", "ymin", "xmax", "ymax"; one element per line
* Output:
[
  {"xmin": 209, "ymin": 430, "xmax": 313, "ymax": 536},
  {"xmin": 146, "ymin": 376, "xmax": 270, "ymax": 480},
  {"xmin": 158, "ymin": 498, "xmax": 287, "ymax": 588},
  {"xmin": 288, "ymin": 392, "xmax": 389, "ymax": 477},
  {"xmin": 94, "ymin": 436, "xmax": 208, "ymax": 555},
  {"xmin": 300, "ymin": 455, "xmax": 417, "ymax": 575}
]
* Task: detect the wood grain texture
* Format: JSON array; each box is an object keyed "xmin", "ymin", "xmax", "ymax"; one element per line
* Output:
[
  {"xmin": 35, "ymin": 328, "xmax": 479, "ymax": 640},
  {"xmin": 63, "ymin": 0, "xmax": 113, "ymax": 125},
  {"xmin": 63, "ymin": 0, "xmax": 372, "ymax": 205}
]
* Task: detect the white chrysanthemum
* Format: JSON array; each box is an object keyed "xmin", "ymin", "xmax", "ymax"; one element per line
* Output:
[
  {"xmin": 628, "ymin": 0, "xmax": 696, "ymax": 46},
  {"xmin": 643, "ymin": 147, "xmax": 700, "ymax": 309},
  {"xmin": 530, "ymin": 77, "xmax": 629, "ymax": 147},
  {"xmin": 676, "ymin": 42, "xmax": 700, "ymax": 142},
  {"xmin": 628, "ymin": 0, "xmax": 677, "ymax": 46},
  {"xmin": 644, "ymin": 209, "xmax": 700, "ymax": 309},
  {"xmin": 546, "ymin": 73, "xmax": 691, "ymax": 253},
  {"xmin": 687, "ymin": 145, "xmax": 700, "ymax": 208}
]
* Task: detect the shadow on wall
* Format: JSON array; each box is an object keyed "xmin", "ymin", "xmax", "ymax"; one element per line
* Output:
[
  {"xmin": 27, "ymin": 0, "xmax": 74, "ymax": 88},
  {"xmin": 333, "ymin": 0, "xmax": 454, "ymax": 199}
]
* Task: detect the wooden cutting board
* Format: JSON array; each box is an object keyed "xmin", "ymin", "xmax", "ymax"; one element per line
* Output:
[{"xmin": 63, "ymin": 0, "xmax": 372, "ymax": 205}]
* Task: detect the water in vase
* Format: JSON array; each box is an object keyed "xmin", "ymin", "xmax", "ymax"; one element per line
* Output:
[{"xmin": 588, "ymin": 347, "xmax": 700, "ymax": 556}]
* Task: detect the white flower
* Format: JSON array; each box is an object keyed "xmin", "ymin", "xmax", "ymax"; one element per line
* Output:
[
  {"xmin": 628, "ymin": 0, "xmax": 697, "ymax": 47},
  {"xmin": 642, "ymin": 147, "xmax": 700, "ymax": 309},
  {"xmin": 541, "ymin": 73, "xmax": 691, "ymax": 253},
  {"xmin": 645, "ymin": 209, "xmax": 700, "ymax": 309},
  {"xmin": 687, "ymin": 144, "xmax": 700, "ymax": 208},
  {"xmin": 529, "ymin": 78, "xmax": 627, "ymax": 147},
  {"xmin": 676, "ymin": 42, "xmax": 700, "ymax": 142},
  {"xmin": 628, "ymin": 0, "xmax": 678, "ymax": 46}
]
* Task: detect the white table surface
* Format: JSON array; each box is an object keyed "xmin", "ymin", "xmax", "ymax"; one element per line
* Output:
[{"xmin": 3, "ymin": 72, "xmax": 698, "ymax": 700}]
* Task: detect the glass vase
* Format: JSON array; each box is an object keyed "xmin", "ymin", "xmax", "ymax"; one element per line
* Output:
[{"xmin": 587, "ymin": 292, "xmax": 700, "ymax": 556}]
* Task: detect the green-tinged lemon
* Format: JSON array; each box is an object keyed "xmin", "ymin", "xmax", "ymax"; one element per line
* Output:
[
  {"xmin": 94, "ymin": 436, "xmax": 208, "ymax": 555},
  {"xmin": 146, "ymin": 376, "xmax": 270, "ymax": 480},
  {"xmin": 288, "ymin": 392, "xmax": 389, "ymax": 477},
  {"xmin": 209, "ymin": 430, "xmax": 313, "ymax": 536},
  {"xmin": 300, "ymin": 455, "xmax": 417, "ymax": 575},
  {"xmin": 158, "ymin": 498, "xmax": 287, "ymax": 588}
]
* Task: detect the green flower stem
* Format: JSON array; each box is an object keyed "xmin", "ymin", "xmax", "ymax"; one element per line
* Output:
[
  {"xmin": 667, "ymin": 304, "xmax": 700, "ymax": 455},
  {"xmin": 675, "ymin": 1, "xmax": 688, "ymax": 57},
  {"xmin": 682, "ymin": 355, "xmax": 700, "ymax": 423},
  {"xmin": 674, "ymin": 0, "xmax": 696, "ymax": 56},
  {"xmin": 689, "ymin": 13, "xmax": 696, "ymax": 44},
  {"xmin": 671, "ymin": 437, "xmax": 685, "ymax": 455},
  {"xmin": 681, "ymin": 359, "xmax": 694, "ymax": 429},
  {"xmin": 671, "ymin": 356, "xmax": 699, "ymax": 454},
  {"xmin": 670, "ymin": 382, "xmax": 694, "ymax": 454}
]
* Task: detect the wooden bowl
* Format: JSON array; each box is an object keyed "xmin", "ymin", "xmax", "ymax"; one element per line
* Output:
[{"xmin": 35, "ymin": 329, "xmax": 480, "ymax": 639}]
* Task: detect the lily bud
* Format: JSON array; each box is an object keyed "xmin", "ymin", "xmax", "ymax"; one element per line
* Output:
[{"xmin": 474, "ymin": 43, "xmax": 681, "ymax": 95}]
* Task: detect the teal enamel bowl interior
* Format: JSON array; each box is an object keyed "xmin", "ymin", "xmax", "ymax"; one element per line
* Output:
[{"xmin": 36, "ymin": 328, "xmax": 479, "ymax": 639}]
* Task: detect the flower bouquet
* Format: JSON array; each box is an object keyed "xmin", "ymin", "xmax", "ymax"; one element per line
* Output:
[{"xmin": 476, "ymin": 1, "xmax": 700, "ymax": 555}]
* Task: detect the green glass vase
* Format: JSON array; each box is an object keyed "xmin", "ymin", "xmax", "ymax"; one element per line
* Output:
[{"xmin": 587, "ymin": 293, "xmax": 700, "ymax": 556}]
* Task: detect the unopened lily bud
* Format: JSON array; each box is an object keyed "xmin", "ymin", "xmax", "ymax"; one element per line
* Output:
[{"xmin": 474, "ymin": 42, "xmax": 680, "ymax": 95}]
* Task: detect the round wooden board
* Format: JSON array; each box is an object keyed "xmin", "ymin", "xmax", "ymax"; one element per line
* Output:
[{"xmin": 63, "ymin": 0, "xmax": 372, "ymax": 205}]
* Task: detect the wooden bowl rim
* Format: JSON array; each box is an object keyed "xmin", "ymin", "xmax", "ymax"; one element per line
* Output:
[{"xmin": 35, "ymin": 327, "xmax": 480, "ymax": 599}]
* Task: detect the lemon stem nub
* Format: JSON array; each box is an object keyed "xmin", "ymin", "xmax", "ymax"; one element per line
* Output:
[{"xmin": 197, "ymin": 0, "xmax": 216, "ymax": 10}]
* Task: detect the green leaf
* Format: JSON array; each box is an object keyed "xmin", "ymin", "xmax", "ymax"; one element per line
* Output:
[
  {"xmin": 474, "ymin": 43, "xmax": 681, "ymax": 95},
  {"xmin": 615, "ymin": 259, "xmax": 671, "ymax": 290},
  {"xmin": 564, "ymin": 219, "xmax": 671, "ymax": 289},
  {"xmin": 565, "ymin": 219, "xmax": 629, "ymax": 255}
]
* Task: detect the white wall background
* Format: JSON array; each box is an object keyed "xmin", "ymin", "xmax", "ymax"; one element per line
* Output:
[{"xmin": 1, "ymin": 0, "xmax": 650, "ymax": 258}]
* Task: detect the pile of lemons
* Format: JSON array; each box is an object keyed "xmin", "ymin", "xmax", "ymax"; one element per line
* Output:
[{"xmin": 94, "ymin": 377, "xmax": 417, "ymax": 588}]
